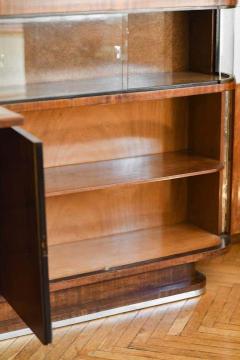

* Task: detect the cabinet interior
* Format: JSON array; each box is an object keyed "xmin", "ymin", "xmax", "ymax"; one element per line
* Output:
[
  {"xmin": 18, "ymin": 92, "xmax": 223, "ymax": 280},
  {"xmin": 0, "ymin": 9, "xmax": 225, "ymax": 103}
]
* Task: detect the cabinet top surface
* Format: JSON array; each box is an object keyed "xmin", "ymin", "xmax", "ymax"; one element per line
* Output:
[
  {"xmin": 0, "ymin": 0, "xmax": 236, "ymax": 16},
  {"xmin": 0, "ymin": 107, "xmax": 23, "ymax": 128}
]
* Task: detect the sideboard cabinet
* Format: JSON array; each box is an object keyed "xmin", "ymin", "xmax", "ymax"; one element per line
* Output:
[{"xmin": 0, "ymin": 1, "xmax": 236, "ymax": 344}]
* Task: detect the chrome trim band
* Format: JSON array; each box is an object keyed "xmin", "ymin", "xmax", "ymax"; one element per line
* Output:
[
  {"xmin": 0, "ymin": 288, "xmax": 205, "ymax": 341},
  {"xmin": 222, "ymin": 90, "xmax": 233, "ymax": 234}
]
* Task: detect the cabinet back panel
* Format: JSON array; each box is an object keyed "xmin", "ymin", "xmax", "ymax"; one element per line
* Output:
[
  {"xmin": 127, "ymin": 10, "xmax": 216, "ymax": 87},
  {"xmin": 46, "ymin": 180, "xmax": 187, "ymax": 246},
  {"xmin": 128, "ymin": 12, "xmax": 189, "ymax": 87},
  {"xmin": 22, "ymin": 99, "xmax": 189, "ymax": 168}
]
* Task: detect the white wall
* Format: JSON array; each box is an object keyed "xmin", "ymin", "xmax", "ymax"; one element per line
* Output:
[
  {"xmin": 234, "ymin": 7, "xmax": 240, "ymax": 83},
  {"xmin": 0, "ymin": 27, "xmax": 26, "ymax": 88},
  {"xmin": 221, "ymin": 6, "xmax": 240, "ymax": 83}
]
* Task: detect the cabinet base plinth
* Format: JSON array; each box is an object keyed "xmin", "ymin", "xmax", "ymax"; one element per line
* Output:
[
  {"xmin": 0, "ymin": 263, "xmax": 205, "ymax": 340},
  {"xmin": 0, "ymin": 287, "xmax": 204, "ymax": 341}
]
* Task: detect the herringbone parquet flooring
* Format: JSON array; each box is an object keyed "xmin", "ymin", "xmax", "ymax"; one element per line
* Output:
[{"xmin": 1, "ymin": 243, "xmax": 240, "ymax": 360}]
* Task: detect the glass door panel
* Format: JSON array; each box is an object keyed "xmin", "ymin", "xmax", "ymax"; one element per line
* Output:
[
  {"xmin": 0, "ymin": 14, "xmax": 124, "ymax": 103},
  {"xmin": 127, "ymin": 10, "xmax": 222, "ymax": 91}
]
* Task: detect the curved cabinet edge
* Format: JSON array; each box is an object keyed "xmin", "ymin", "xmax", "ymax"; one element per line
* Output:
[
  {"xmin": 4, "ymin": 79, "xmax": 236, "ymax": 113},
  {"xmin": 50, "ymin": 233, "xmax": 231, "ymax": 292}
]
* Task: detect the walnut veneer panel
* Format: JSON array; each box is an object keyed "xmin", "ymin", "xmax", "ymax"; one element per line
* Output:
[
  {"xmin": 46, "ymin": 181, "xmax": 188, "ymax": 246},
  {"xmin": 0, "ymin": 0, "xmax": 236, "ymax": 16},
  {"xmin": 48, "ymin": 223, "xmax": 221, "ymax": 280},
  {"xmin": 22, "ymin": 99, "xmax": 189, "ymax": 168},
  {"xmin": 0, "ymin": 107, "xmax": 23, "ymax": 128}
]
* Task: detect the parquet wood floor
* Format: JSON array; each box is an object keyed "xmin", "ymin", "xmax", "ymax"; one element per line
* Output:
[{"xmin": 1, "ymin": 243, "xmax": 240, "ymax": 359}]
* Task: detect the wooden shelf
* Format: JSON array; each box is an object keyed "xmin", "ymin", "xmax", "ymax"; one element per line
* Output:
[
  {"xmin": 0, "ymin": 72, "xmax": 223, "ymax": 105},
  {"xmin": 45, "ymin": 151, "xmax": 223, "ymax": 197},
  {"xmin": 48, "ymin": 223, "xmax": 221, "ymax": 280}
]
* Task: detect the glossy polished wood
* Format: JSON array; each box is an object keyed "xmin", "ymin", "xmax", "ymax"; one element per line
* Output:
[
  {"xmin": 5, "ymin": 80, "xmax": 234, "ymax": 112},
  {"xmin": 45, "ymin": 151, "xmax": 223, "ymax": 197},
  {"xmin": 48, "ymin": 223, "xmax": 221, "ymax": 280},
  {"xmin": 51, "ymin": 235, "xmax": 228, "ymax": 290},
  {"xmin": 0, "ymin": 73, "xmax": 223, "ymax": 105},
  {"xmin": 46, "ymin": 181, "xmax": 188, "ymax": 246},
  {"xmin": 0, "ymin": 107, "xmax": 23, "ymax": 128},
  {"xmin": 20, "ymin": 98, "xmax": 189, "ymax": 168},
  {"xmin": 0, "ymin": 0, "xmax": 236, "ymax": 16},
  {"xmin": 0, "ymin": 127, "xmax": 51, "ymax": 344},
  {"xmin": 1, "ymin": 242, "xmax": 240, "ymax": 355},
  {"xmin": 0, "ymin": 263, "xmax": 206, "ymax": 336},
  {"xmin": 231, "ymin": 85, "xmax": 240, "ymax": 235}
]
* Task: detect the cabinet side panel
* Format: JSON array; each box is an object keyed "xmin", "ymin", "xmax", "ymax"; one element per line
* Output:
[
  {"xmin": 188, "ymin": 173, "xmax": 221, "ymax": 234},
  {"xmin": 189, "ymin": 10, "xmax": 216, "ymax": 74},
  {"xmin": 188, "ymin": 92, "xmax": 225, "ymax": 234},
  {"xmin": 189, "ymin": 93, "xmax": 222, "ymax": 160}
]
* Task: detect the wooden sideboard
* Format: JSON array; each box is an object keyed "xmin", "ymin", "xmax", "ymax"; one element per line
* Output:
[{"xmin": 0, "ymin": 1, "xmax": 236, "ymax": 345}]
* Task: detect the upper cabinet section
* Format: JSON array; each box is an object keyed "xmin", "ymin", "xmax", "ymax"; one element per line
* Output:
[
  {"xmin": 0, "ymin": 9, "xmax": 233, "ymax": 104},
  {"xmin": 0, "ymin": 0, "xmax": 237, "ymax": 16}
]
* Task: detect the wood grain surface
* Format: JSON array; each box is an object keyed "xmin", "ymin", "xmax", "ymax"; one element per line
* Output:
[
  {"xmin": 0, "ymin": 243, "xmax": 239, "ymax": 358},
  {"xmin": 0, "ymin": 107, "xmax": 23, "ymax": 128},
  {"xmin": 46, "ymin": 180, "xmax": 188, "ymax": 246},
  {"xmin": 0, "ymin": 0, "xmax": 236, "ymax": 16},
  {"xmin": 4, "ymin": 80, "xmax": 234, "ymax": 112},
  {"xmin": 45, "ymin": 151, "xmax": 223, "ymax": 197},
  {"xmin": 48, "ymin": 223, "xmax": 221, "ymax": 279},
  {"xmin": 20, "ymin": 98, "xmax": 189, "ymax": 168}
]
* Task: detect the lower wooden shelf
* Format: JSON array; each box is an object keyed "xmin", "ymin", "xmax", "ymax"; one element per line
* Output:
[{"xmin": 48, "ymin": 222, "xmax": 221, "ymax": 280}]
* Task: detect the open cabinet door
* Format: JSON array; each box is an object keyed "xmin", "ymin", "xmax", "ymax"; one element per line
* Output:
[{"xmin": 0, "ymin": 127, "xmax": 52, "ymax": 344}]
